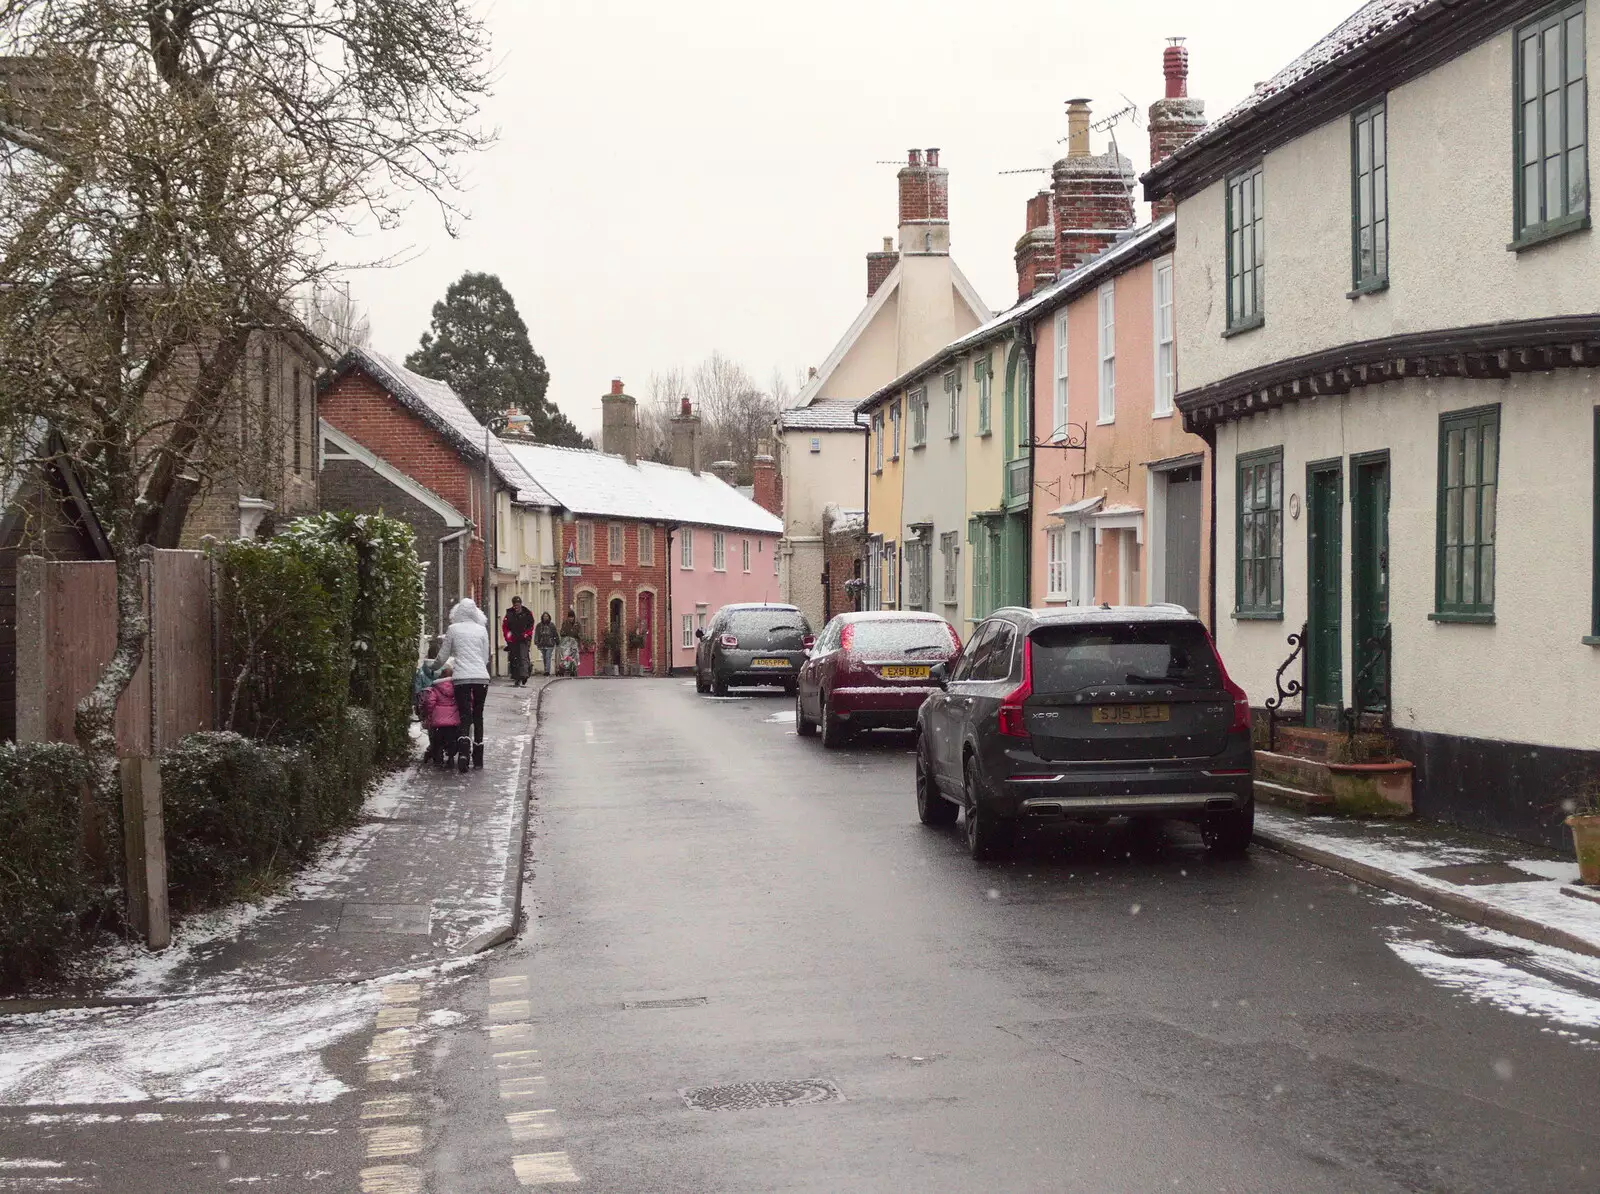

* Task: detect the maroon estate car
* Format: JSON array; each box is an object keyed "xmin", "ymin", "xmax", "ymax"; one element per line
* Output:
[{"xmin": 795, "ymin": 611, "xmax": 961, "ymax": 748}]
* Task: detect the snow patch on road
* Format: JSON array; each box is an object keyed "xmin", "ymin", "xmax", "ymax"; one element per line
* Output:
[
  {"xmin": 765, "ymin": 709, "xmax": 796, "ymax": 724},
  {"xmin": 0, "ymin": 985, "xmax": 379, "ymax": 1105},
  {"xmin": 1388, "ymin": 938, "xmax": 1600, "ymax": 1035}
]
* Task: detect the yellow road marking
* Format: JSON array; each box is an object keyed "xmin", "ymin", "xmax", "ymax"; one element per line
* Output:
[
  {"xmin": 365, "ymin": 1058, "xmax": 416, "ymax": 1084},
  {"xmin": 489, "ymin": 1023, "xmax": 533, "ymax": 1043},
  {"xmin": 488, "ymin": 999, "xmax": 531, "ymax": 1022},
  {"xmin": 363, "ymin": 1124, "xmax": 423, "ymax": 1159},
  {"xmin": 380, "ymin": 983, "xmax": 422, "ymax": 1005},
  {"xmin": 360, "ymin": 1164, "xmax": 422, "ymax": 1194},
  {"xmin": 512, "ymin": 1151, "xmax": 581, "ymax": 1185},
  {"xmin": 361, "ymin": 1096, "xmax": 415, "ymax": 1120},
  {"xmin": 505, "ymin": 1109, "xmax": 559, "ymax": 1142},
  {"xmin": 490, "ymin": 975, "xmax": 529, "ymax": 997}
]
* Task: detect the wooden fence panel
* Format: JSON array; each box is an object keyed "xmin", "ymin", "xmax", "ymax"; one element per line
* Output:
[{"xmin": 150, "ymin": 550, "xmax": 213, "ymax": 751}]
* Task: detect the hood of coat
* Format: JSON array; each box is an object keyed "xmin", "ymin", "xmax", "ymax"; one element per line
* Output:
[{"xmin": 449, "ymin": 598, "xmax": 487, "ymax": 627}]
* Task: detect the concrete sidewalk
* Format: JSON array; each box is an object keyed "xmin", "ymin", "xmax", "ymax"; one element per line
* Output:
[
  {"xmin": 31, "ymin": 677, "xmax": 556, "ymax": 1005},
  {"xmin": 1255, "ymin": 804, "xmax": 1600, "ymax": 959}
]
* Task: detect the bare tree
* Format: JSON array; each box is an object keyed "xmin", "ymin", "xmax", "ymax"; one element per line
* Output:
[
  {"xmin": 0, "ymin": 2, "xmax": 491, "ymax": 809},
  {"xmin": 299, "ymin": 282, "xmax": 372, "ymax": 354}
]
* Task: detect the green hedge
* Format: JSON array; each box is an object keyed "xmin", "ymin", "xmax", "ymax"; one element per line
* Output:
[{"xmin": 0, "ymin": 742, "xmax": 111, "ymax": 987}]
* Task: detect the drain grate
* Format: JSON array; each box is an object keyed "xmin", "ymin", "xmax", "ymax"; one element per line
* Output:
[
  {"xmin": 680, "ymin": 1079, "xmax": 842, "ymax": 1111},
  {"xmin": 623, "ymin": 997, "xmax": 708, "ymax": 1010}
]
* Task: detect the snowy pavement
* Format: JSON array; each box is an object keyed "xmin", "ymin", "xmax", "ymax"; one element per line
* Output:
[{"xmin": 1256, "ymin": 806, "xmax": 1600, "ymax": 959}]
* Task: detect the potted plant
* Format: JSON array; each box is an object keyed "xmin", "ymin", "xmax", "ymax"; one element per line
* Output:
[
  {"xmin": 1565, "ymin": 777, "xmax": 1600, "ymax": 886},
  {"xmin": 626, "ymin": 625, "xmax": 647, "ymax": 676},
  {"xmin": 1324, "ymin": 732, "xmax": 1414, "ymax": 817},
  {"xmin": 600, "ymin": 627, "xmax": 624, "ymax": 675}
]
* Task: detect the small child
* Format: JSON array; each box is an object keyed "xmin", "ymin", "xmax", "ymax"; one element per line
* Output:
[
  {"xmin": 417, "ymin": 663, "xmax": 461, "ymax": 768},
  {"xmin": 412, "ymin": 658, "xmax": 437, "ymax": 718}
]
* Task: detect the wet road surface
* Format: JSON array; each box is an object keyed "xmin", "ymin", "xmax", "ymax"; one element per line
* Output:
[{"xmin": 424, "ymin": 678, "xmax": 1600, "ymax": 1193}]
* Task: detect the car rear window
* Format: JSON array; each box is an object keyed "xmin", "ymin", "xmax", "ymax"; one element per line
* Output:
[
  {"xmin": 848, "ymin": 620, "xmax": 957, "ymax": 656},
  {"xmin": 729, "ymin": 610, "xmax": 809, "ymax": 636},
  {"xmin": 1028, "ymin": 621, "xmax": 1221, "ymax": 693}
]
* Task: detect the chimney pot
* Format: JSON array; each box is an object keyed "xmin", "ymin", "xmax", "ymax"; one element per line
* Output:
[
  {"xmin": 610, "ymin": 377, "xmax": 624, "ymax": 395},
  {"xmin": 925, "ymin": 147, "xmax": 939, "ymax": 166},
  {"xmin": 907, "ymin": 148, "xmax": 922, "ymax": 166},
  {"xmin": 808, "ymin": 366, "xmax": 817, "ymax": 379},
  {"xmin": 680, "ymin": 397, "xmax": 691, "ymax": 417},
  {"xmin": 1066, "ymin": 99, "xmax": 1092, "ymax": 158},
  {"xmin": 601, "ymin": 378, "xmax": 638, "ymax": 465},
  {"xmin": 882, "ymin": 236, "xmax": 893, "ymax": 252},
  {"xmin": 1164, "ymin": 38, "xmax": 1189, "ymax": 98}
]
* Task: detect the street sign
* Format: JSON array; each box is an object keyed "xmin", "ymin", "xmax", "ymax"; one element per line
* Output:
[
  {"xmin": 563, "ymin": 565, "xmax": 582, "ymax": 577},
  {"xmin": 564, "ymin": 546, "xmax": 576, "ymax": 564}
]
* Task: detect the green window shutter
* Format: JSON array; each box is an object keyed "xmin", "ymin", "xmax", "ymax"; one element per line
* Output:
[
  {"xmin": 1351, "ymin": 99, "xmax": 1389, "ymax": 291},
  {"xmin": 1235, "ymin": 447, "xmax": 1285, "ymax": 616},
  {"xmin": 1513, "ymin": 2, "xmax": 1589, "ymax": 246},
  {"xmin": 1433, "ymin": 405, "xmax": 1501, "ymax": 621},
  {"xmin": 1590, "ymin": 407, "xmax": 1599, "ymax": 641}
]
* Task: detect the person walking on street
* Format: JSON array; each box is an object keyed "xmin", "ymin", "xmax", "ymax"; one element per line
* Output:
[
  {"xmin": 534, "ymin": 611, "xmax": 559, "ymax": 676},
  {"xmin": 503, "ymin": 596, "xmax": 535, "ymax": 687},
  {"xmin": 558, "ymin": 607, "xmax": 584, "ymax": 678},
  {"xmin": 436, "ymin": 596, "xmax": 492, "ymax": 772},
  {"xmin": 417, "ymin": 663, "xmax": 460, "ymax": 768}
]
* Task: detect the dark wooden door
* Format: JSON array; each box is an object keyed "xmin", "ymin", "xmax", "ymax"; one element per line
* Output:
[
  {"xmin": 1163, "ymin": 465, "xmax": 1203, "ymax": 614},
  {"xmin": 1351, "ymin": 454, "xmax": 1391, "ymax": 714},
  {"xmin": 1306, "ymin": 463, "xmax": 1343, "ymax": 726}
]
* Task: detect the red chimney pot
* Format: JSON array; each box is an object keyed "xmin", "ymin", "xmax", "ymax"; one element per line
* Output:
[
  {"xmin": 1164, "ymin": 38, "xmax": 1189, "ymax": 99},
  {"xmin": 610, "ymin": 377, "xmax": 624, "ymax": 395},
  {"xmin": 907, "ymin": 148, "xmax": 922, "ymax": 167}
]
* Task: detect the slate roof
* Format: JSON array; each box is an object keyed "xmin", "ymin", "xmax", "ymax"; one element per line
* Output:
[
  {"xmin": 505, "ymin": 443, "xmax": 782, "ymax": 535},
  {"xmin": 330, "ymin": 347, "xmax": 557, "ymax": 507},
  {"xmin": 777, "ymin": 399, "xmax": 866, "ymax": 432}
]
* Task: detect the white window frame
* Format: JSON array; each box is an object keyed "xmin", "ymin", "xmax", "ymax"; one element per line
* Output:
[
  {"xmin": 1154, "ymin": 257, "xmax": 1176, "ymax": 419},
  {"xmin": 873, "ymin": 411, "xmax": 884, "ymax": 472},
  {"xmin": 713, "ymin": 530, "xmax": 726, "ymax": 572},
  {"xmin": 576, "ymin": 520, "xmax": 594, "ymax": 565},
  {"xmin": 909, "ymin": 388, "xmax": 927, "ymax": 448},
  {"xmin": 944, "ymin": 370, "xmax": 960, "ymax": 438},
  {"xmin": 680, "ymin": 528, "xmax": 694, "ymax": 570},
  {"xmin": 1046, "ymin": 526, "xmax": 1068, "ymax": 600},
  {"xmin": 637, "ymin": 524, "xmax": 655, "ymax": 567},
  {"xmin": 884, "ymin": 540, "xmax": 898, "ymax": 608},
  {"xmin": 608, "ymin": 522, "xmax": 624, "ymax": 565},
  {"xmin": 889, "ymin": 402, "xmax": 902, "ymax": 460},
  {"xmin": 1053, "ymin": 311, "xmax": 1069, "ymax": 440},
  {"xmin": 681, "ymin": 613, "xmax": 694, "ymax": 649},
  {"xmin": 741, "ymin": 538, "xmax": 751, "ymax": 572},
  {"xmin": 940, "ymin": 530, "xmax": 960, "ymax": 604},
  {"xmin": 1097, "ymin": 282, "xmax": 1116, "ymax": 425}
]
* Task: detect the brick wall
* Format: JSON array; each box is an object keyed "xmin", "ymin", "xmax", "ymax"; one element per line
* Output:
[
  {"xmin": 1052, "ymin": 157, "xmax": 1137, "ymax": 274},
  {"xmin": 822, "ymin": 517, "xmax": 866, "ymax": 623},
  {"xmin": 866, "ymin": 247, "xmax": 899, "ymax": 298},
  {"xmin": 752, "ymin": 455, "xmax": 781, "ymax": 517},
  {"xmin": 320, "ymin": 367, "xmax": 490, "ymax": 601},
  {"xmin": 557, "ymin": 516, "xmax": 671, "ymax": 673},
  {"xmin": 897, "ymin": 148, "xmax": 949, "ymax": 225}
]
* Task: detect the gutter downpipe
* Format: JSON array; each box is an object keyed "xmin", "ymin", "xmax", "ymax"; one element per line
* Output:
[
  {"xmin": 860, "ymin": 411, "xmax": 871, "ymax": 610},
  {"xmin": 1201, "ymin": 420, "xmax": 1218, "ymax": 632},
  {"xmin": 438, "ymin": 525, "xmax": 472, "ymax": 641},
  {"xmin": 1022, "ymin": 324, "xmax": 1038, "ymax": 608},
  {"xmin": 665, "ymin": 522, "xmax": 677, "ymax": 675}
]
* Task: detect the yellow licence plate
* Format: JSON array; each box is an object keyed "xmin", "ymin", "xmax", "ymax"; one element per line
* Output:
[
  {"xmin": 751, "ymin": 657, "xmax": 791, "ymax": 669},
  {"xmin": 880, "ymin": 665, "xmax": 931, "ymax": 680},
  {"xmin": 1092, "ymin": 704, "xmax": 1170, "ymax": 725}
]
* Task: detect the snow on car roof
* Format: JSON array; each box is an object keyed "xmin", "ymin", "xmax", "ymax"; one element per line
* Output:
[
  {"xmin": 504, "ymin": 441, "xmax": 783, "ymax": 534},
  {"xmin": 840, "ymin": 610, "xmax": 950, "ymax": 621},
  {"xmin": 999, "ymin": 604, "xmax": 1201, "ymax": 626}
]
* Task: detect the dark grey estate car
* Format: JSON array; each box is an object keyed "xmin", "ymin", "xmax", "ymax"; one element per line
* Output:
[
  {"xmin": 915, "ymin": 605, "xmax": 1255, "ymax": 861},
  {"xmin": 695, "ymin": 603, "xmax": 813, "ymax": 695}
]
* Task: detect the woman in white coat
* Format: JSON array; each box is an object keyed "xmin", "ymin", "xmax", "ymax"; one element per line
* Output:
[{"xmin": 435, "ymin": 597, "xmax": 492, "ymax": 772}]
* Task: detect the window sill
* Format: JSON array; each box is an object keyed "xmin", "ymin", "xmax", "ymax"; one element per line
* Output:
[
  {"xmin": 1347, "ymin": 278, "xmax": 1389, "ymax": 299},
  {"xmin": 1582, "ymin": 635, "xmax": 1600, "ymax": 647},
  {"xmin": 1151, "ymin": 409, "xmax": 1175, "ymax": 420},
  {"xmin": 1428, "ymin": 611, "xmax": 1496, "ymax": 624},
  {"xmin": 911, "ymin": 442, "xmax": 926, "ymax": 451},
  {"xmin": 1223, "ymin": 315, "xmax": 1265, "ymax": 339},
  {"xmin": 873, "ymin": 468, "xmax": 883, "ymax": 476},
  {"xmin": 1232, "ymin": 609, "xmax": 1284, "ymax": 621},
  {"xmin": 1096, "ymin": 417, "xmax": 1115, "ymax": 427},
  {"xmin": 1508, "ymin": 214, "xmax": 1590, "ymax": 253},
  {"xmin": 978, "ymin": 429, "xmax": 993, "ymax": 438}
]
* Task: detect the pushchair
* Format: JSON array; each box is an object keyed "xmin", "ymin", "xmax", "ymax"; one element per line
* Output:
[{"xmin": 557, "ymin": 636, "xmax": 580, "ymax": 677}]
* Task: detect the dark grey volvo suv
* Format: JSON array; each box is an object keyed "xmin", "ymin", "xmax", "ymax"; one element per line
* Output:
[{"xmin": 915, "ymin": 605, "xmax": 1255, "ymax": 861}]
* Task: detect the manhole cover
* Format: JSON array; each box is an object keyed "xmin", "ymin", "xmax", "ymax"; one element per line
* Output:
[
  {"xmin": 680, "ymin": 1079, "xmax": 842, "ymax": 1111},
  {"xmin": 623, "ymin": 997, "xmax": 707, "ymax": 1010},
  {"xmin": 1415, "ymin": 862, "xmax": 1545, "ymax": 886},
  {"xmin": 337, "ymin": 903, "xmax": 432, "ymax": 935}
]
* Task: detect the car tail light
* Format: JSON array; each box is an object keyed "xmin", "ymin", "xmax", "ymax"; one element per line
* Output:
[
  {"xmin": 720, "ymin": 634, "xmax": 738, "ymax": 648},
  {"xmin": 839, "ymin": 624, "xmax": 855, "ymax": 651},
  {"xmin": 802, "ymin": 635, "xmax": 815, "ymax": 650},
  {"xmin": 996, "ymin": 636, "xmax": 1034, "ymax": 738},
  {"xmin": 1203, "ymin": 628, "xmax": 1252, "ymax": 735}
]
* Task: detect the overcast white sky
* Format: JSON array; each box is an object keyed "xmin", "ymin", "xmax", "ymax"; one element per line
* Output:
[{"xmin": 343, "ymin": 0, "xmax": 1365, "ymax": 436}]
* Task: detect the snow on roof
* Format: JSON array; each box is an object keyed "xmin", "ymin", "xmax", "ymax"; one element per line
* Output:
[
  {"xmin": 857, "ymin": 217, "xmax": 1175, "ymax": 412},
  {"xmin": 1173, "ymin": 0, "xmax": 1434, "ymax": 159},
  {"xmin": 505, "ymin": 442, "xmax": 782, "ymax": 534},
  {"xmin": 334, "ymin": 347, "xmax": 556, "ymax": 507},
  {"xmin": 778, "ymin": 399, "xmax": 867, "ymax": 432},
  {"xmin": 825, "ymin": 504, "xmax": 865, "ymax": 533}
]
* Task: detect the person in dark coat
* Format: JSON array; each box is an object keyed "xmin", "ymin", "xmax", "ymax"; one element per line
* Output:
[
  {"xmin": 502, "ymin": 596, "xmax": 535, "ymax": 687},
  {"xmin": 533, "ymin": 611, "xmax": 560, "ymax": 676}
]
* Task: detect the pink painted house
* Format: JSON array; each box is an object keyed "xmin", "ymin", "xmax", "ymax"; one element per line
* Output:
[{"xmin": 506, "ymin": 381, "xmax": 781, "ymax": 675}]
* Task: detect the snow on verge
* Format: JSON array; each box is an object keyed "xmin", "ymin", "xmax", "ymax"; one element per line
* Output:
[
  {"xmin": 0, "ymin": 984, "xmax": 380, "ymax": 1105},
  {"xmin": 1388, "ymin": 939, "xmax": 1600, "ymax": 1035}
]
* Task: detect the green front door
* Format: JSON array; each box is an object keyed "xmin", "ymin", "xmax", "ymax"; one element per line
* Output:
[
  {"xmin": 1351, "ymin": 453, "xmax": 1391, "ymax": 713},
  {"xmin": 1306, "ymin": 462, "xmax": 1343, "ymax": 726}
]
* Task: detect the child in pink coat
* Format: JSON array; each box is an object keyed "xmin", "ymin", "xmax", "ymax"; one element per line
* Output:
[{"xmin": 418, "ymin": 664, "xmax": 461, "ymax": 768}]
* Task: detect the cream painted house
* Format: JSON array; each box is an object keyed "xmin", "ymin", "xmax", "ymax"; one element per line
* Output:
[
  {"xmin": 778, "ymin": 148, "xmax": 989, "ymax": 627},
  {"xmin": 1145, "ymin": 0, "xmax": 1600, "ymax": 848}
]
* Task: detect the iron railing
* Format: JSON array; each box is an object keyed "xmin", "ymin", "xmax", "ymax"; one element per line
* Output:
[
  {"xmin": 1263, "ymin": 622, "xmax": 1308, "ymax": 752},
  {"xmin": 1344, "ymin": 622, "xmax": 1392, "ymax": 736}
]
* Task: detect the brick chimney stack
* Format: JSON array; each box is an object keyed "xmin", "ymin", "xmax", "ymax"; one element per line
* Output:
[
  {"xmin": 1148, "ymin": 38, "xmax": 1208, "ymax": 220},
  {"xmin": 866, "ymin": 235, "xmax": 898, "ymax": 298},
  {"xmin": 898, "ymin": 147, "xmax": 950, "ymax": 256},
  {"xmin": 708, "ymin": 460, "xmax": 737, "ymax": 487},
  {"xmin": 1051, "ymin": 99, "xmax": 1137, "ymax": 275},
  {"xmin": 1014, "ymin": 190, "xmax": 1057, "ymax": 300},
  {"xmin": 752, "ymin": 445, "xmax": 781, "ymax": 517},
  {"xmin": 670, "ymin": 396, "xmax": 701, "ymax": 475},
  {"xmin": 601, "ymin": 377, "xmax": 638, "ymax": 465}
]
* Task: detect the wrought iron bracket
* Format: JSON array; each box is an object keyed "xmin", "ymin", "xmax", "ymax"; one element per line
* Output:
[
  {"xmin": 1263, "ymin": 622, "xmax": 1308, "ymax": 752},
  {"xmin": 1026, "ymin": 422, "xmax": 1088, "ymax": 452}
]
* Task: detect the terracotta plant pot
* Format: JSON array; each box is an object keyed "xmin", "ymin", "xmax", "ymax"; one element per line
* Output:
[
  {"xmin": 1566, "ymin": 814, "xmax": 1600, "ymax": 885},
  {"xmin": 1325, "ymin": 760, "xmax": 1414, "ymax": 817}
]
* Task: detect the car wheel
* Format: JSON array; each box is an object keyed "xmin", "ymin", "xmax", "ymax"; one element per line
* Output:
[
  {"xmin": 819, "ymin": 696, "xmax": 850, "ymax": 750},
  {"xmin": 695, "ymin": 667, "xmax": 709, "ymax": 695},
  {"xmin": 916, "ymin": 738, "xmax": 957, "ymax": 826},
  {"xmin": 712, "ymin": 672, "xmax": 730, "ymax": 697},
  {"xmin": 963, "ymin": 755, "xmax": 1014, "ymax": 861},
  {"xmin": 1201, "ymin": 799, "xmax": 1255, "ymax": 858},
  {"xmin": 795, "ymin": 687, "xmax": 817, "ymax": 737}
]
